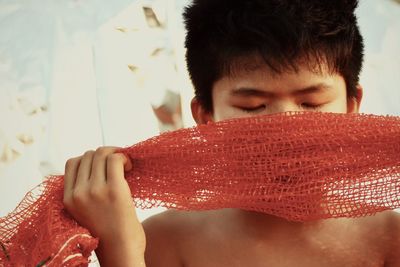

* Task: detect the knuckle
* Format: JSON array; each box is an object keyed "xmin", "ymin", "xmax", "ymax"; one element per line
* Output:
[
  {"xmin": 88, "ymin": 186, "xmax": 103, "ymax": 199},
  {"xmin": 72, "ymin": 189, "xmax": 87, "ymax": 204},
  {"xmin": 95, "ymin": 147, "xmax": 110, "ymax": 158},
  {"xmin": 83, "ymin": 150, "xmax": 95, "ymax": 157},
  {"xmin": 106, "ymin": 187, "xmax": 120, "ymax": 202},
  {"xmin": 95, "ymin": 146, "xmax": 120, "ymax": 157},
  {"xmin": 107, "ymin": 153, "xmax": 121, "ymax": 163},
  {"xmin": 62, "ymin": 196, "xmax": 72, "ymax": 208},
  {"xmin": 65, "ymin": 158, "xmax": 76, "ymax": 171}
]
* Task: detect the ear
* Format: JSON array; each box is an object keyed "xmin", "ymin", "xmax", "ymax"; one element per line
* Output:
[
  {"xmin": 347, "ymin": 84, "xmax": 363, "ymax": 113},
  {"xmin": 190, "ymin": 97, "xmax": 214, "ymax": 125}
]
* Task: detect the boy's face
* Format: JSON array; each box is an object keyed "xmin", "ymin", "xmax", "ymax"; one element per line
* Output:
[{"xmin": 191, "ymin": 62, "xmax": 363, "ymax": 123}]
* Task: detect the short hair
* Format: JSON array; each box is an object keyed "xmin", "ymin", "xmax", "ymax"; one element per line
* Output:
[{"xmin": 183, "ymin": 0, "xmax": 364, "ymax": 112}]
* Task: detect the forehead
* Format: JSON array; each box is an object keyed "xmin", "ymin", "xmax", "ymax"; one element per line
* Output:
[
  {"xmin": 222, "ymin": 53, "xmax": 332, "ymax": 79},
  {"xmin": 225, "ymin": 63, "xmax": 331, "ymax": 83},
  {"xmin": 216, "ymin": 58, "xmax": 343, "ymax": 96}
]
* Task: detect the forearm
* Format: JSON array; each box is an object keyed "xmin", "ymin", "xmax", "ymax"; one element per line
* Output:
[{"xmin": 95, "ymin": 239, "xmax": 146, "ymax": 267}]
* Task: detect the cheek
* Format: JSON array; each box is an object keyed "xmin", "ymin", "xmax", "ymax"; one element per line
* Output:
[
  {"xmin": 321, "ymin": 94, "xmax": 348, "ymax": 113},
  {"xmin": 323, "ymin": 82, "xmax": 348, "ymax": 113},
  {"xmin": 213, "ymin": 103, "xmax": 243, "ymax": 122},
  {"xmin": 212, "ymin": 91, "xmax": 246, "ymax": 122}
]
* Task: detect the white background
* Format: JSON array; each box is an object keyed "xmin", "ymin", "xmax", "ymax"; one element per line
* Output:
[{"xmin": 0, "ymin": 0, "xmax": 399, "ymax": 223}]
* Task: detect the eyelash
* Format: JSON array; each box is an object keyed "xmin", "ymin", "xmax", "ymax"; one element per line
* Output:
[
  {"xmin": 238, "ymin": 103, "xmax": 322, "ymax": 113},
  {"xmin": 239, "ymin": 105, "xmax": 266, "ymax": 113},
  {"xmin": 301, "ymin": 103, "xmax": 322, "ymax": 110}
]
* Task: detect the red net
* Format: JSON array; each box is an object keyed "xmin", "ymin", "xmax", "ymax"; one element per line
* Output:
[{"xmin": 0, "ymin": 112, "xmax": 399, "ymax": 266}]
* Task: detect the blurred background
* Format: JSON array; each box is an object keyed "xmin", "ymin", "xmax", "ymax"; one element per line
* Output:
[{"xmin": 0, "ymin": 0, "xmax": 399, "ymax": 240}]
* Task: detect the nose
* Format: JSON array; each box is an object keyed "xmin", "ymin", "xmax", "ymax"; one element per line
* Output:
[{"xmin": 268, "ymin": 100, "xmax": 301, "ymax": 114}]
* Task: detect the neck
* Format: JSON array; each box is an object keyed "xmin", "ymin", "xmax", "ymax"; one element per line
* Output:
[{"xmin": 231, "ymin": 209, "xmax": 329, "ymax": 238}]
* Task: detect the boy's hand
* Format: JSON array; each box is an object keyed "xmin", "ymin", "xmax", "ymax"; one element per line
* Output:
[{"xmin": 63, "ymin": 147, "xmax": 146, "ymax": 266}]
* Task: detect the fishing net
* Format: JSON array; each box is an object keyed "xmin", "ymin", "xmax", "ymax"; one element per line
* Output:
[{"xmin": 0, "ymin": 112, "xmax": 399, "ymax": 266}]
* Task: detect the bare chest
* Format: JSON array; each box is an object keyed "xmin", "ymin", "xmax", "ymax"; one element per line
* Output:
[{"xmin": 178, "ymin": 229, "xmax": 385, "ymax": 267}]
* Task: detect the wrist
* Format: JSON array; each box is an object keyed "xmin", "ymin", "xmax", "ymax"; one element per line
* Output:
[
  {"xmin": 97, "ymin": 222, "xmax": 146, "ymax": 250},
  {"xmin": 95, "ymin": 235, "xmax": 146, "ymax": 267}
]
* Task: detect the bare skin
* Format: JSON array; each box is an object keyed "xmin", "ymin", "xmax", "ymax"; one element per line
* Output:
[
  {"xmin": 143, "ymin": 209, "xmax": 400, "ymax": 267},
  {"xmin": 64, "ymin": 62, "xmax": 400, "ymax": 266},
  {"xmin": 63, "ymin": 148, "xmax": 146, "ymax": 267}
]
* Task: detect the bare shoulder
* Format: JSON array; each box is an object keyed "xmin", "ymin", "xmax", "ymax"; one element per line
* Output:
[
  {"xmin": 360, "ymin": 210, "xmax": 400, "ymax": 236},
  {"xmin": 142, "ymin": 209, "xmax": 211, "ymax": 238},
  {"xmin": 142, "ymin": 210, "xmax": 187, "ymax": 267},
  {"xmin": 356, "ymin": 210, "xmax": 400, "ymax": 266},
  {"xmin": 142, "ymin": 209, "xmax": 213, "ymax": 267},
  {"xmin": 352, "ymin": 210, "xmax": 400, "ymax": 240},
  {"xmin": 382, "ymin": 210, "xmax": 400, "ymax": 227}
]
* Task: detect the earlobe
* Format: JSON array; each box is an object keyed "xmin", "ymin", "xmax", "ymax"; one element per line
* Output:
[
  {"xmin": 190, "ymin": 97, "xmax": 214, "ymax": 125},
  {"xmin": 347, "ymin": 85, "xmax": 363, "ymax": 113}
]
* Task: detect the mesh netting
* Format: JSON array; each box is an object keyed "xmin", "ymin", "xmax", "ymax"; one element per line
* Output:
[{"xmin": 0, "ymin": 112, "xmax": 399, "ymax": 266}]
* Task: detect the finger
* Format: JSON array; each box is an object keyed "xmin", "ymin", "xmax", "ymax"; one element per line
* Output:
[
  {"xmin": 123, "ymin": 153, "xmax": 133, "ymax": 172},
  {"xmin": 64, "ymin": 156, "xmax": 82, "ymax": 199},
  {"xmin": 106, "ymin": 153, "xmax": 131, "ymax": 185},
  {"xmin": 114, "ymin": 149, "xmax": 133, "ymax": 172},
  {"xmin": 90, "ymin": 147, "xmax": 119, "ymax": 186},
  {"xmin": 75, "ymin": 150, "xmax": 95, "ymax": 187}
]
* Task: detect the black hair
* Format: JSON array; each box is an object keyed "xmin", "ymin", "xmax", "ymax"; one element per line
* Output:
[{"xmin": 183, "ymin": 0, "xmax": 364, "ymax": 112}]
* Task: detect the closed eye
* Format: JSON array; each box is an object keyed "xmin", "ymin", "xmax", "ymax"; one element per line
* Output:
[
  {"xmin": 237, "ymin": 104, "xmax": 266, "ymax": 113},
  {"xmin": 301, "ymin": 103, "xmax": 322, "ymax": 110}
]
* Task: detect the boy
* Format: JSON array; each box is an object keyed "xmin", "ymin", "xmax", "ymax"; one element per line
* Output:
[{"xmin": 63, "ymin": 0, "xmax": 400, "ymax": 266}]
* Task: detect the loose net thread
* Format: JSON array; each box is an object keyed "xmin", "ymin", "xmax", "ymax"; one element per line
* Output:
[{"xmin": 0, "ymin": 112, "xmax": 399, "ymax": 266}]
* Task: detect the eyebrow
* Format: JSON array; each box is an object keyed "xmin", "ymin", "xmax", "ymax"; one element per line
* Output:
[{"xmin": 230, "ymin": 83, "xmax": 333, "ymax": 97}]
